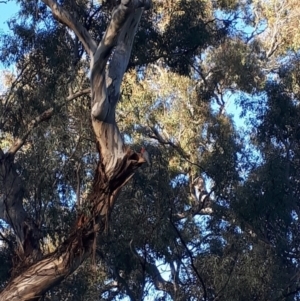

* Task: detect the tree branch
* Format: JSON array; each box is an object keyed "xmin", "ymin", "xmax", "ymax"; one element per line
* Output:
[
  {"xmin": 170, "ymin": 218, "xmax": 207, "ymax": 301},
  {"xmin": 147, "ymin": 125, "xmax": 204, "ymax": 171},
  {"xmin": 113, "ymin": 268, "xmax": 137, "ymax": 301},
  {"xmin": 0, "ymin": 155, "xmax": 40, "ymax": 259},
  {"xmin": 7, "ymin": 88, "xmax": 90, "ymax": 156},
  {"xmin": 7, "ymin": 108, "xmax": 53, "ymax": 156},
  {"xmin": 174, "ymin": 189, "xmax": 215, "ymax": 221},
  {"xmin": 0, "ymin": 88, "xmax": 90, "ymax": 262},
  {"xmin": 107, "ymin": 8, "xmax": 144, "ymax": 107},
  {"xmin": 0, "ymin": 236, "xmax": 88, "ymax": 301},
  {"xmin": 90, "ymin": 0, "xmax": 151, "ymax": 175},
  {"xmin": 130, "ymin": 243, "xmax": 175, "ymax": 298},
  {"xmin": 41, "ymin": 0, "xmax": 97, "ymax": 56}
]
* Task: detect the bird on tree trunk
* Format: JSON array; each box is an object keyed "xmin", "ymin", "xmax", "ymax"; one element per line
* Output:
[{"xmin": 141, "ymin": 147, "xmax": 151, "ymax": 168}]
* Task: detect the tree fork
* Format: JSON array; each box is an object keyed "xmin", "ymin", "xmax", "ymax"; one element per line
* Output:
[{"xmin": 0, "ymin": 1, "xmax": 151, "ymax": 300}]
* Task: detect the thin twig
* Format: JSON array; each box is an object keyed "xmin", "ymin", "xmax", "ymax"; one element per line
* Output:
[{"xmin": 169, "ymin": 217, "xmax": 208, "ymax": 301}]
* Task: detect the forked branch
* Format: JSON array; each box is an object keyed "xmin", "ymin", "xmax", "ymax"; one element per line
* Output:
[
  {"xmin": 0, "ymin": 1, "xmax": 151, "ymax": 300},
  {"xmin": 90, "ymin": 0, "xmax": 151, "ymax": 175}
]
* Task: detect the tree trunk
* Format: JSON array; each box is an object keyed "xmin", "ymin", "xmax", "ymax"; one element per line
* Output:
[{"xmin": 0, "ymin": 1, "xmax": 150, "ymax": 300}]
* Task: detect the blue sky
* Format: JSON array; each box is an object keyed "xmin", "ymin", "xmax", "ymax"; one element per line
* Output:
[{"xmin": 0, "ymin": 1, "xmax": 19, "ymax": 33}]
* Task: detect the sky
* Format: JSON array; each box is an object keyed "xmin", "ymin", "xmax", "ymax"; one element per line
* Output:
[
  {"xmin": 0, "ymin": 1, "xmax": 18, "ymax": 92},
  {"xmin": 0, "ymin": 1, "xmax": 19, "ymax": 34}
]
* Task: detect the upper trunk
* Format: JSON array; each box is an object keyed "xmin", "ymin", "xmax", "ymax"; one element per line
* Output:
[{"xmin": 0, "ymin": 1, "xmax": 150, "ymax": 300}]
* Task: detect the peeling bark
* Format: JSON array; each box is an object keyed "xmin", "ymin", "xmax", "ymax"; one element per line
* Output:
[{"xmin": 0, "ymin": 1, "xmax": 151, "ymax": 300}]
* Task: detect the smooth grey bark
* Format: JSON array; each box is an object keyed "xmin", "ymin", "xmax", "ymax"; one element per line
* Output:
[{"xmin": 0, "ymin": 1, "xmax": 150, "ymax": 300}]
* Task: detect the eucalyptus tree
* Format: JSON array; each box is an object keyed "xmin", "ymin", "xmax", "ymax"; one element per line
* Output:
[
  {"xmin": 0, "ymin": 0, "xmax": 151, "ymax": 300},
  {"xmin": 2, "ymin": 0, "xmax": 300, "ymax": 300}
]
